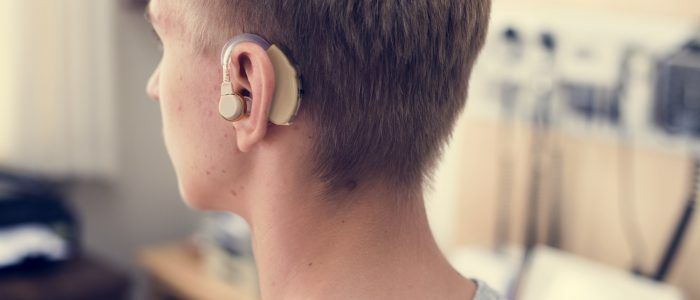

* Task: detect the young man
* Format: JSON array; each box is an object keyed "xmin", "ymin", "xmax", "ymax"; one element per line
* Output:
[{"xmin": 145, "ymin": 0, "xmax": 497, "ymax": 299}]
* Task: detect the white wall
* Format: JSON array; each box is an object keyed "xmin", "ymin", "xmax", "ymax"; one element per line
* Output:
[
  {"xmin": 0, "ymin": 0, "xmax": 119, "ymax": 177},
  {"xmin": 67, "ymin": 2, "xmax": 199, "ymax": 284}
]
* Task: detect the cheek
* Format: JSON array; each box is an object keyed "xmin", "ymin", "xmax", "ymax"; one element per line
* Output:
[{"xmin": 159, "ymin": 55, "xmax": 247, "ymax": 208}]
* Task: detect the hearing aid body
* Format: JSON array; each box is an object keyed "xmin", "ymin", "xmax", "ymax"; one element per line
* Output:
[{"xmin": 219, "ymin": 34, "xmax": 302, "ymax": 125}]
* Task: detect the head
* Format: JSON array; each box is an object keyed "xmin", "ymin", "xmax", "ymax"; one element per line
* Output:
[{"xmin": 145, "ymin": 0, "xmax": 490, "ymax": 211}]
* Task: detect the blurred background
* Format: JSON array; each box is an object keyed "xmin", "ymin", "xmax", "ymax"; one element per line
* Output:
[{"xmin": 0, "ymin": 0, "xmax": 699, "ymax": 299}]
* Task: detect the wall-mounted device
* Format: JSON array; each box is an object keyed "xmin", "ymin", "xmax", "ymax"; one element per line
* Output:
[
  {"xmin": 651, "ymin": 31, "xmax": 700, "ymax": 282},
  {"xmin": 469, "ymin": 8, "xmax": 697, "ymax": 146},
  {"xmin": 219, "ymin": 34, "xmax": 303, "ymax": 126},
  {"xmin": 470, "ymin": 8, "xmax": 700, "ymax": 285},
  {"xmin": 654, "ymin": 35, "xmax": 700, "ymax": 137}
]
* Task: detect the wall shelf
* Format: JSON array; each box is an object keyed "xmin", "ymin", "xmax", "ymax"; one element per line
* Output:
[{"xmin": 496, "ymin": 0, "xmax": 700, "ymax": 20}]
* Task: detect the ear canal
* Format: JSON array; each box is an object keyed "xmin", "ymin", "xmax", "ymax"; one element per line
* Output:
[
  {"xmin": 219, "ymin": 94, "xmax": 246, "ymax": 122},
  {"xmin": 220, "ymin": 34, "xmax": 302, "ymax": 126}
]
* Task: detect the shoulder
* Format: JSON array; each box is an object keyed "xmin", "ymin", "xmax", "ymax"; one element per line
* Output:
[{"xmin": 472, "ymin": 279, "xmax": 506, "ymax": 300}]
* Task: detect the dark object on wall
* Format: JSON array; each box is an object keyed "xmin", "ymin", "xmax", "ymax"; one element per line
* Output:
[
  {"xmin": 0, "ymin": 171, "xmax": 81, "ymax": 273},
  {"xmin": 524, "ymin": 31, "xmax": 561, "ymax": 254},
  {"xmin": 654, "ymin": 34, "xmax": 700, "ymax": 137},
  {"xmin": 493, "ymin": 26, "xmax": 522, "ymax": 252},
  {"xmin": 650, "ymin": 33, "xmax": 700, "ymax": 282}
]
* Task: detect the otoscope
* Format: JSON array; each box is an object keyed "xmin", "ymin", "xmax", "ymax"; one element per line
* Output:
[
  {"xmin": 494, "ymin": 26, "xmax": 523, "ymax": 252},
  {"xmin": 510, "ymin": 31, "xmax": 560, "ymax": 300},
  {"xmin": 651, "ymin": 35, "xmax": 700, "ymax": 282},
  {"xmin": 653, "ymin": 157, "xmax": 699, "ymax": 281},
  {"xmin": 524, "ymin": 32, "xmax": 559, "ymax": 253}
]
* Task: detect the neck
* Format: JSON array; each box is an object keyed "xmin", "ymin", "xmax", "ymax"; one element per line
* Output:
[{"xmin": 239, "ymin": 175, "xmax": 474, "ymax": 299}]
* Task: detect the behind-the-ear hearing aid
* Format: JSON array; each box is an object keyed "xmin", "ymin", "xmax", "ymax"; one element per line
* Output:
[{"xmin": 219, "ymin": 33, "xmax": 303, "ymax": 125}]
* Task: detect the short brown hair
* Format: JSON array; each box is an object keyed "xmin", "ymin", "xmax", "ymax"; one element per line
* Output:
[{"xmin": 183, "ymin": 0, "xmax": 491, "ymax": 192}]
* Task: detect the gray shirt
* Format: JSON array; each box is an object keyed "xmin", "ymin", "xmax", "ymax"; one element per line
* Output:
[{"xmin": 473, "ymin": 280, "xmax": 506, "ymax": 300}]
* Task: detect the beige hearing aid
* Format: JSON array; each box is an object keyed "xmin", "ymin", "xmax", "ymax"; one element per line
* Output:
[{"xmin": 219, "ymin": 34, "xmax": 303, "ymax": 125}]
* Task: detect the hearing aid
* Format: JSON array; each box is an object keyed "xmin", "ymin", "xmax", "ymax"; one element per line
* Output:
[{"xmin": 219, "ymin": 34, "xmax": 303, "ymax": 125}]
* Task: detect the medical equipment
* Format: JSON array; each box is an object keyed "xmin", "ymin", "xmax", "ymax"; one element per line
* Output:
[
  {"xmin": 494, "ymin": 26, "xmax": 523, "ymax": 252},
  {"xmin": 219, "ymin": 34, "xmax": 303, "ymax": 125},
  {"xmin": 652, "ymin": 32, "xmax": 700, "ymax": 281},
  {"xmin": 0, "ymin": 171, "xmax": 79, "ymax": 272},
  {"xmin": 524, "ymin": 31, "xmax": 559, "ymax": 254}
]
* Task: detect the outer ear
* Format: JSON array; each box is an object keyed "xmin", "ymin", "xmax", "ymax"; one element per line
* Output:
[{"xmin": 229, "ymin": 42, "xmax": 276, "ymax": 152}]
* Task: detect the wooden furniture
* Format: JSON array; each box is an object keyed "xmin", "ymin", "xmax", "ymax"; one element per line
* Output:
[
  {"xmin": 0, "ymin": 257, "xmax": 130, "ymax": 300},
  {"xmin": 139, "ymin": 243, "xmax": 257, "ymax": 300},
  {"xmin": 496, "ymin": 0, "xmax": 700, "ymax": 18}
]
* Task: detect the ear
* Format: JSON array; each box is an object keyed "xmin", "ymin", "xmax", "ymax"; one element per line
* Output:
[{"xmin": 229, "ymin": 42, "xmax": 276, "ymax": 152}]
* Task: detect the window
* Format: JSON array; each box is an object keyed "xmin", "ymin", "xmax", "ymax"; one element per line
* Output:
[{"xmin": 0, "ymin": 0, "xmax": 117, "ymax": 178}]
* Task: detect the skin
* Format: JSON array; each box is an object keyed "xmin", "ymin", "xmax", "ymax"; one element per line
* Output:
[{"xmin": 146, "ymin": 0, "xmax": 478, "ymax": 299}]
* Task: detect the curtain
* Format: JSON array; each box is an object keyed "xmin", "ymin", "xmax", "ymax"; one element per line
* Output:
[{"xmin": 0, "ymin": 0, "xmax": 117, "ymax": 179}]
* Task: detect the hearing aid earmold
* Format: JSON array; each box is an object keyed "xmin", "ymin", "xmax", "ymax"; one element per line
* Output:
[{"xmin": 219, "ymin": 33, "xmax": 303, "ymax": 126}]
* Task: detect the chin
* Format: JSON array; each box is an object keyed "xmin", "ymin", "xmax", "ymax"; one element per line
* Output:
[
  {"xmin": 176, "ymin": 175, "xmax": 214, "ymax": 211},
  {"xmin": 177, "ymin": 175, "xmax": 239, "ymax": 212}
]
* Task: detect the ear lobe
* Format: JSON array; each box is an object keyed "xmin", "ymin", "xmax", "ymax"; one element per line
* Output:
[{"xmin": 230, "ymin": 44, "xmax": 276, "ymax": 152}]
